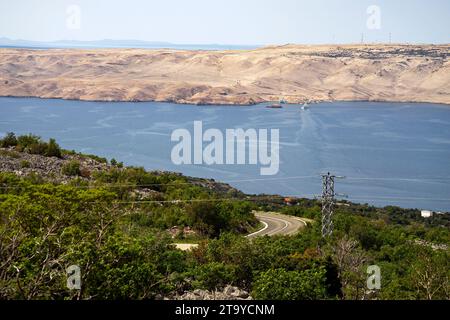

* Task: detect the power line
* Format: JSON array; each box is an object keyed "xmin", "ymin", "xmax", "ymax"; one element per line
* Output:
[
  {"xmin": 1, "ymin": 181, "xmax": 449, "ymax": 205},
  {"xmin": 1, "ymin": 173, "xmax": 449, "ymax": 204},
  {"xmin": 347, "ymin": 196, "xmax": 450, "ymax": 201},
  {"xmin": 225, "ymin": 175, "xmax": 318, "ymax": 183},
  {"xmin": 1, "ymin": 174, "xmax": 450, "ymax": 190},
  {"xmin": 0, "ymin": 176, "xmax": 318, "ymax": 190},
  {"xmin": 344, "ymin": 177, "xmax": 450, "ymax": 182},
  {"xmin": 86, "ymin": 195, "xmax": 318, "ymax": 205}
]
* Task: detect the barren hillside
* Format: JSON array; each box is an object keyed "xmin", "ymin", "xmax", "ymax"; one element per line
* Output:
[{"xmin": 0, "ymin": 44, "xmax": 449, "ymax": 105}]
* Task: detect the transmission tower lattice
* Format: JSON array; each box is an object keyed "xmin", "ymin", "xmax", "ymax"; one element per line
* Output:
[{"xmin": 321, "ymin": 172, "xmax": 336, "ymax": 237}]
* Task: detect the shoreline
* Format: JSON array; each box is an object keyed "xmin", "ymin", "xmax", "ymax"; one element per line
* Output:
[{"xmin": 1, "ymin": 94, "xmax": 449, "ymax": 107}]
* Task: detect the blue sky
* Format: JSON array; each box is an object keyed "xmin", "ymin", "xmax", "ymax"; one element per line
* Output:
[{"xmin": 1, "ymin": 0, "xmax": 449, "ymax": 44}]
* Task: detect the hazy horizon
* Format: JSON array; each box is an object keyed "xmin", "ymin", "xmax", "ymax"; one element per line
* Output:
[
  {"xmin": 1, "ymin": 36, "xmax": 450, "ymax": 47},
  {"xmin": 1, "ymin": 0, "xmax": 449, "ymax": 46}
]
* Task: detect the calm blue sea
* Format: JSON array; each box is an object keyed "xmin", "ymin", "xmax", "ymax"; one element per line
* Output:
[{"xmin": 1, "ymin": 97, "xmax": 449, "ymax": 211}]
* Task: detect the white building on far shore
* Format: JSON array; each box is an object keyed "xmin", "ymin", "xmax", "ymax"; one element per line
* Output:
[{"xmin": 421, "ymin": 210, "xmax": 434, "ymax": 218}]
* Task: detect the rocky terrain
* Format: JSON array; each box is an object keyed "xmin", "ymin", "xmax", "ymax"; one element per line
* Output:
[
  {"xmin": 0, "ymin": 147, "xmax": 239, "ymax": 195},
  {"xmin": 164, "ymin": 285, "xmax": 252, "ymax": 300},
  {"xmin": 0, "ymin": 44, "xmax": 449, "ymax": 105},
  {"xmin": 0, "ymin": 148, "xmax": 109, "ymax": 183}
]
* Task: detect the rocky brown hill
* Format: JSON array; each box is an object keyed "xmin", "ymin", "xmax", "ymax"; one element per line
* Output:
[{"xmin": 0, "ymin": 44, "xmax": 449, "ymax": 105}]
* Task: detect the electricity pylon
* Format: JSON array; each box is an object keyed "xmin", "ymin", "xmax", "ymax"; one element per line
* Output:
[{"xmin": 320, "ymin": 172, "xmax": 345, "ymax": 237}]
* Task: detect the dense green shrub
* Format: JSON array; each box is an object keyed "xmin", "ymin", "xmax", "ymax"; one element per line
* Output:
[
  {"xmin": 186, "ymin": 200, "xmax": 257, "ymax": 237},
  {"xmin": 191, "ymin": 262, "xmax": 236, "ymax": 291},
  {"xmin": 0, "ymin": 133, "xmax": 62, "ymax": 158},
  {"xmin": 252, "ymin": 267, "xmax": 327, "ymax": 300},
  {"xmin": 27, "ymin": 141, "xmax": 48, "ymax": 155},
  {"xmin": 110, "ymin": 158, "xmax": 124, "ymax": 168},
  {"xmin": 20, "ymin": 160, "xmax": 30, "ymax": 168},
  {"xmin": 0, "ymin": 178, "xmax": 184, "ymax": 299},
  {"xmin": 0, "ymin": 132, "xmax": 18, "ymax": 148},
  {"xmin": 61, "ymin": 160, "xmax": 81, "ymax": 176},
  {"xmin": 16, "ymin": 133, "xmax": 41, "ymax": 150},
  {"xmin": 45, "ymin": 138, "xmax": 61, "ymax": 157},
  {"xmin": 84, "ymin": 153, "xmax": 108, "ymax": 164}
]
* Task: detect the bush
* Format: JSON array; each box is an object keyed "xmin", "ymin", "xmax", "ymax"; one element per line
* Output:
[
  {"xmin": 27, "ymin": 142, "xmax": 48, "ymax": 155},
  {"xmin": 80, "ymin": 167, "xmax": 91, "ymax": 178},
  {"xmin": 61, "ymin": 160, "xmax": 81, "ymax": 176},
  {"xmin": 2, "ymin": 133, "xmax": 62, "ymax": 158},
  {"xmin": 109, "ymin": 158, "xmax": 124, "ymax": 168},
  {"xmin": 0, "ymin": 149, "xmax": 20, "ymax": 158},
  {"xmin": 191, "ymin": 262, "xmax": 236, "ymax": 291},
  {"xmin": 252, "ymin": 267, "xmax": 327, "ymax": 300},
  {"xmin": 84, "ymin": 154, "xmax": 107, "ymax": 164},
  {"xmin": 45, "ymin": 138, "xmax": 61, "ymax": 158},
  {"xmin": 20, "ymin": 160, "xmax": 30, "ymax": 168},
  {"xmin": 186, "ymin": 201, "xmax": 257, "ymax": 237},
  {"xmin": 16, "ymin": 134, "xmax": 41, "ymax": 150},
  {"xmin": 0, "ymin": 132, "xmax": 18, "ymax": 148},
  {"xmin": 187, "ymin": 202, "xmax": 223, "ymax": 237}
]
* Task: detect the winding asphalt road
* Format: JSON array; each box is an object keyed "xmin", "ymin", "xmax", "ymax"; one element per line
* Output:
[
  {"xmin": 175, "ymin": 211, "xmax": 309, "ymax": 250},
  {"xmin": 246, "ymin": 211, "xmax": 308, "ymax": 239}
]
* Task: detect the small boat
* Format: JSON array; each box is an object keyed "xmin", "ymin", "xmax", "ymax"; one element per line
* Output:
[
  {"xmin": 266, "ymin": 103, "xmax": 283, "ymax": 109},
  {"xmin": 301, "ymin": 102, "xmax": 309, "ymax": 110}
]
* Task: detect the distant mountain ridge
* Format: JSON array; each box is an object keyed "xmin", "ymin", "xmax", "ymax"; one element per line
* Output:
[
  {"xmin": 1, "ymin": 44, "xmax": 449, "ymax": 105},
  {"xmin": 0, "ymin": 37, "xmax": 259, "ymax": 50}
]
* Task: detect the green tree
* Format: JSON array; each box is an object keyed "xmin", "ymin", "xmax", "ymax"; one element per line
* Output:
[
  {"xmin": 0, "ymin": 132, "xmax": 17, "ymax": 148},
  {"xmin": 407, "ymin": 246, "xmax": 449, "ymax": 300},
  {"xmin": 0, "ymin": 178, "xmax": 186, "ymax": 299},
  {"xmin": 252, "ymin": 267, "xmax": 327, "ymax": 300},
  {"xmin": 45, "ymin": 138, "xmax": 62, "ymax": 158},
  {"xmin": 16, "ymin": 134, "xmax": 41, "ymax": 151},
  {"xmin": 187, "ymin": 201, "xmax": 223, "ymax": 237},
  {"xmin": 191, "ymin": 262, "xmax": 236, "ymax": 291}
]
